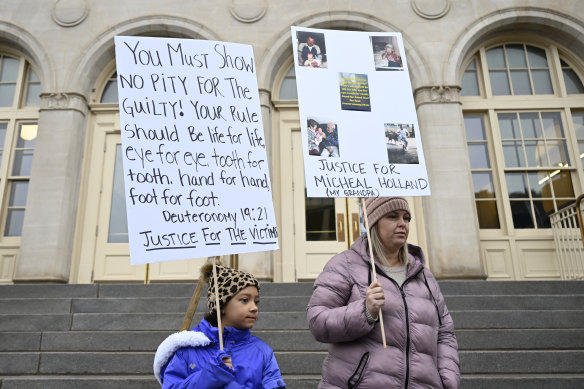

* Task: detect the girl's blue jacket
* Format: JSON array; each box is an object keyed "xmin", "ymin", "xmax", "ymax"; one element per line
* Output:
[{"xmin": 154, "ymin": 318, "xmax": 286, "ymax": 388}]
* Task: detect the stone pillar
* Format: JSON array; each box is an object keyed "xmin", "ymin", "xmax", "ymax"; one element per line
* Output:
[
  {"xmin": 259, "ymin": 88, "xmax": 273, "ymax": 175},
  {"xmin": 414, "ymin": 86, "xmax": 486, "ymax": 279},
  {"xmin": 256, "ymin": 88, "xmax": 280, "ymax": 281},
  {"xmin": 13, "ymin": 92, "xmax": 88, "ymax": 282}
]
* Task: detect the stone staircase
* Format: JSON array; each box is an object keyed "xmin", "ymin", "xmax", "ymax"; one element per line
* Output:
[{"xmin": 1, "ymin": 281, "xmax": 583, "ymax": 388}]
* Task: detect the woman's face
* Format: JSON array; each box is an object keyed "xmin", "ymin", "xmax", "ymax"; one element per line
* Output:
[{"xmin": 376, "ymin": 210, "xmax": 410, "ymax": 253}]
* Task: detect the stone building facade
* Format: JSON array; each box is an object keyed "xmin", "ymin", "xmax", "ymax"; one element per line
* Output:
[{"xmin": 0, "ymin": 0, "xmax": 582, "ymax": 283}]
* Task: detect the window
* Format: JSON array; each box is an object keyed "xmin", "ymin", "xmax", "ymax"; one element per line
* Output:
[
  {"xmin": 278, "ymin": 66, "xmax": 298, "ymax": 100},
  {"xmin": 108, "ymin": 144, "xmax": 128, "ymax": 243},
  {"xmin": 4, "ymin": 122, "xmax": 37, "ymax": 236},
  {"xmin": 2, "ymin": 119, "xmax": 39, "ymax": 238},
  {"xmin": 573, "ymin": 112, "xmax": 584, "ymax": 168},
  {"xmin": 461, "ymin": 59, "xmax": 480, "ymax": 97},
  {"xmin": 561, "ymin": 60, "xmax": 584, "ymax": 95},
  {"xmin": 464, "ymin": 114, "xmax": 500, "ymax": 228},
  {"xmin": 24, "ymin": 68, "xmax": 41, "ymax": 107},
  {"xmin": 462, "ymin": 43, "xmax": 584, "ymax": 230},
  {"xmin": 100, "ymin": 72, "xmax": 118, "ymax": 103},
  {"xmin": 499, "ymin": 111, "xmax": 573, "ymax": 228},
  {"xmin": 0, "ymin": 54, "xmax": 40, "ymax": 237},
  {"xmin": 486, "ymin": 44, "xmax": 553, "ymax": 96}
]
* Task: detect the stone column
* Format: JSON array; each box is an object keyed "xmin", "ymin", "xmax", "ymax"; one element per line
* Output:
[
  {"xmin": 256, "ymin": 88, "xmax": 279, "ymax": 280},
  {"xmin": 259, "ymin": 88, "xmax": 273, "ymax": 175},
  {"xmin": 414, "ymin": 86, "xmax": 486, "ymax": 279},
  {"xmin": 13, "ymin": 92, "xmax": 88, "ymax": 282}
]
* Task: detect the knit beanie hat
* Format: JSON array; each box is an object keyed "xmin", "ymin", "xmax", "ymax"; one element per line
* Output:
[
  {"xmin": 201, "ymin": 262, "xmax": 260, "ymax": 313},
  {"xmin": 363, "ymin": 197, "xmax": 410, "ymax": 228}
]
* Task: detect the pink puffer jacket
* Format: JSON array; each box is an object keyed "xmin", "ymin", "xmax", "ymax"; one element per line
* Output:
[{"xmin": 307, "ymin": 236, "xmax": 460, "ymax": 388}]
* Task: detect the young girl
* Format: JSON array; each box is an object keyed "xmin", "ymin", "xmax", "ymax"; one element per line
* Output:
[{"xmin": 154, "ymin": 263, "xmax": 286, "ymax": 388}]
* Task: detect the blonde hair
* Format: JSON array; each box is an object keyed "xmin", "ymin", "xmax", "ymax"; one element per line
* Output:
[{"xmin": 369, "ymin": 224, "xmax": 409, "ymax": 266}]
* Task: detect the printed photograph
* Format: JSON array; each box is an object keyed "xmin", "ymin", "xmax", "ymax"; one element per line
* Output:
[
  {"xmin": 306, "ymin": 118, "xmax": 340, "ymax": 157},
  {"xmin": 296, "ymin": 31, "xmax": 328, "ymax": 68},
  {"xmin": 384, "ymin": 123, "xmax": 419, "ymax": 164},
  {"xmin": 371, "ymin": 36, "xmax": 404, "ymax": 71}
]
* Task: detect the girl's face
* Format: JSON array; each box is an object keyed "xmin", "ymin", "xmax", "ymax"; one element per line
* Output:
[
  {"xmin": 376, "ymin": 210, "xmax": 410, "ymax": 253},
  {"xmin": 221, "ymin": 286, "xmax": 260, "ymax": 330}
]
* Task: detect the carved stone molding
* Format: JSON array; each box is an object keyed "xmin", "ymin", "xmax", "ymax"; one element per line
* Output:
[
  {"xmin": 411, "ymin": 0, "xmax": 450, "ymax": 20},
  {"xmin": 230, "ymin": 0, "xmax": 267, "ymax": 23},
  {"xmin": 413, "ymin": 85, "xmax": 461, "ymax": 107},
  {"xmin": 40, "ymin": 92, "xmax": 89, "ymax": 116},
  {"xmin": 52, "ymin": 0, "xmax": 89, "ymax": 27},
  {"xmin": 258, "ymin": 88, "xmax": 272, "ymax": 109}
]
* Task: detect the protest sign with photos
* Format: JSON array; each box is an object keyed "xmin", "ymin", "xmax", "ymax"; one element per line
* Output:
[{"xmin": 292, "ymin": 27, "xmax": 431, "ymax": 198}]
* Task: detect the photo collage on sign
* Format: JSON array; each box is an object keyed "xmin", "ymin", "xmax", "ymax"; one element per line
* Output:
[
  {"xmin": 296, "ymin": 29, "xmax": 419, "ymax": 166},
  {"xmin": 293, "ymin": 27, "xmax": 429, "ymax": 198}
]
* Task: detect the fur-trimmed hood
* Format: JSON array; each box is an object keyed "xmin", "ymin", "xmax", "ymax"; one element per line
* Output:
[{"xmin": 153, "ymin": 330, "xmax": 211, "ymax": 384}]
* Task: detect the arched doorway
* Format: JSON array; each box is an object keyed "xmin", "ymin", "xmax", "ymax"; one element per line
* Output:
[{"xmin": 272, "ymin": 62, "xmax": 427, "ymax": 281}]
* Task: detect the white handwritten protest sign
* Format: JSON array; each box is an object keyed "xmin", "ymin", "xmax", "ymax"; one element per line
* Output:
[
  {"xmin": 292, "ymin": 27, "xmax": 431, "ymax": 198},
  {"xmin": 114, "ymin": 36, "xmax": 278, "ymax": 265}
]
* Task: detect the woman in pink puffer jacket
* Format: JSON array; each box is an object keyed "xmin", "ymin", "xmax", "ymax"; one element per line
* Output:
[{"xmin": 307, "ymin": 197, "xmax": 460, "ymax": 388}]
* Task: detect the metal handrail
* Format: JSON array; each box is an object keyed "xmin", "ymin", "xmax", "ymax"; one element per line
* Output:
[
  {"xmin": 550, "ymin": 196, "xmax": 584, "ymax": 280},
  {"xmin": 576, "ymin": 194, "xmax": 584, "ymax": 243}
]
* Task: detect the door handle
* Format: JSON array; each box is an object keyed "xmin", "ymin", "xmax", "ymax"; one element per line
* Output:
[
  {"xmin": 351, "ymin": 213, "xmax": 360, "ymax": 242},
  {"xmin": 336, "ymin": 213, "xmax": 345, "ymax": 242}
]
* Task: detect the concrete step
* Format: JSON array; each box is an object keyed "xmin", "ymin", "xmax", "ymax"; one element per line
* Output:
[
  {"xmin": 1, "ymin": 281, "xmax": 582, "ymax": 388},
  {"xmin": 460, "ymin": 374, "xmax": 584, "ymax": 389},
  {"xmin": 71, "ymin": 296, "xmax": 310, "ymax": 313},
  {"xmin": 0, "ymin": 352, "xmax": 39, "ymax": 374},
  {"xmin": 0, "ymin": 284, "xmax": 97, "ymax": 298},
  {"xmin": 455, "ymin": 329, "xmax": 584, "ymax": 350},
  {"xmin": 96, "ymin": 282, "xmax": 315, "ymax": 298},
  {"xmin": 0, "ymin": 314, "xmax": 72, "ymax": 332},
  {"xmin": 0, "ymin": 332, "xmax": 41, "ymax": 351},
  {"xmin": 3, "ymin": 309, "xmax": 582, "ymax": 332},
  {"xmin": 277, "ymin": 350, "xmax": 584, "ymax": 376},
  {"xmin": 65, "ymin": 310, "xmax": 584, "ymax": 331},
  {"xmin": 1, "ymin": 294, "xmax": 582, "ymax": 315},
  {"xmin": 0, "ymin": 298, "xmax": 72, "ymax": 314},
  {"xmin": 2, "ymin": 281, "xmax": 582, "ymax": 300},
  {"xmin": 66, "ymin": 312, "xmax": 309, "ymax": 331},
  {"xmin": 444, "ymin": 294, "xmax": 584, "ymax": 310},
  {"xmin": 438, "ymin": 280, "xmax": 584, "ymax": 295},
  {"xmin": 460, "ymin": 350, "xmax": 584, "ymax": 374},
  {"xmin": 2, "ymin": 328, "xmax": 581, "ymax": 353},
  {"xmin": 281, "ymin": 375, "xmax": 584, "ymax": 389},
  {"xmin": 39, "ymin": 331, "xmax": 172, "ymax": 352},
  {"xmin": 2, "ymin": 350, "xmax": 583, "ymax": 376},
  {"xmin": 0, "ymin": 376, "xmax": 159, "ymax": 389},
  {"xmin": 2, "ymin": 375, "xmax": 583, "ymax": 389},
  {"xmin": 451, "ymin": 310, "xmax": 584, "ymax": 329}
]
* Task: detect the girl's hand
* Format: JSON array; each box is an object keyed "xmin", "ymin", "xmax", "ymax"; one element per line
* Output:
[
  {"xmin": 366, "ymin": 280, "xmax": 385, "ymax": 319},
  {"xmin": 222, "ymin": 356, "xmax": 233, "ymax": 369}
]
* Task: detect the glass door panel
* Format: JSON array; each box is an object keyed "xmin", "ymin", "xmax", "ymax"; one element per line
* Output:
[
  {"xmin": 93, "ymin": 135, "xmax": 144, "ymax": 281},
  {"xmin": 95, "ymin": 136, "xmax": 204, "ymax": 281},
  {"xmin": 292, "ymin": 130, "xmax": 350, "ymax": 280}
]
